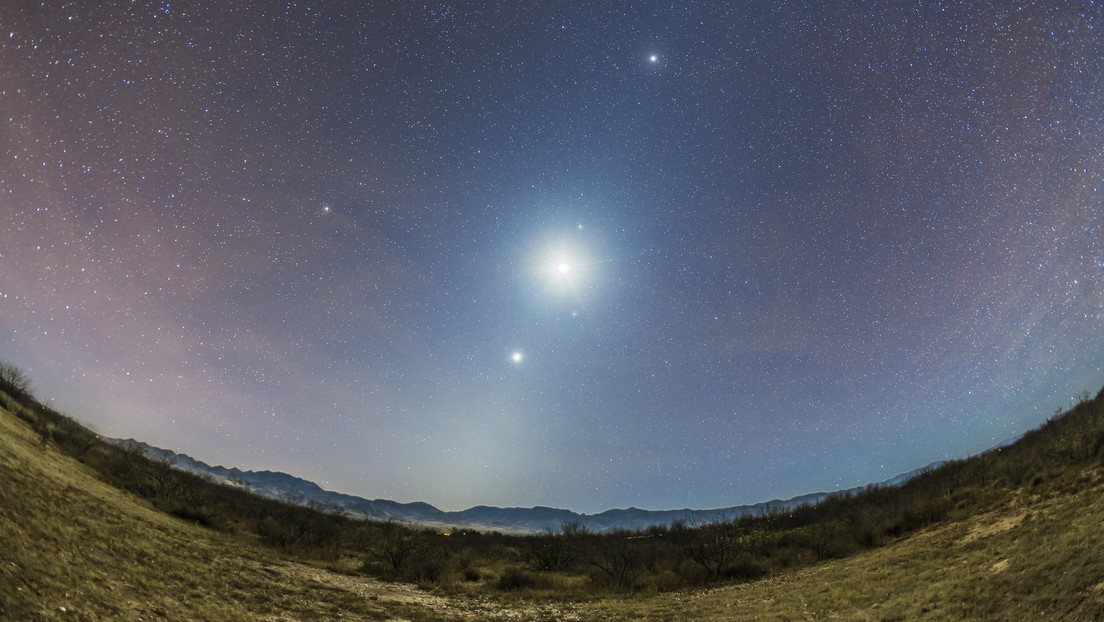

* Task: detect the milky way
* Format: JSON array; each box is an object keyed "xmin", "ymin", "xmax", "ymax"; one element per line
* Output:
[{"xmin": 2, "ymin": 1, "xmax": 1102, "ymax": 513}]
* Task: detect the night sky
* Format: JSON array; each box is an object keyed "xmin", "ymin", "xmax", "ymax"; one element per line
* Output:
[{"xmin": 3, "ymin": 1, "xmax": 1103, "ymax": 514}]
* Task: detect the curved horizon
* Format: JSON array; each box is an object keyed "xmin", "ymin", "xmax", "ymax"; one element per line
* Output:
[{"xmin": 2, "ymin": 1, "xmax": 1102, "ymax": 516}]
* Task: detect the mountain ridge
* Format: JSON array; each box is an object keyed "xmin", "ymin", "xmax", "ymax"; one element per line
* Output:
[{"xmin": 112, "ymin": 437, "xmax": 944, "ymax": 534}]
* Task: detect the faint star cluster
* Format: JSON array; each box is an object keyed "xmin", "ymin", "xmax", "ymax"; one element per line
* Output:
[{"xmin": 1, "ymin": 1, "xmax": 1102, "ymax": 513}]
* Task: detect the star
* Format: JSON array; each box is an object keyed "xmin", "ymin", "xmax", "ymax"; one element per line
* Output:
[{"xmin": 7, "ymin": 0, "xmax": 1099, "ymax": 521}]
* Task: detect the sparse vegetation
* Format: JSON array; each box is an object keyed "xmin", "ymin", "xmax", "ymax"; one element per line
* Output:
[
  {"xmin": 3, "ymin": 359, "xmax": 1104, "ymax": 619},
  {"xmin": 0, "ymin": 359, "xmax": 31, "ymax": 396}
]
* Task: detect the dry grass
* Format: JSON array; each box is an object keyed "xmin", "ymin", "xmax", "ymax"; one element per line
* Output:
[
  {"xmin": 3, "ymin": 397, "xmax": 1103, "ymax": 621},
  {"xmin": 574, "ymin": 469, "xmax": 1104, "ymax": 621},
  {"xmin": 0, "ymin": 403, "xmax": 447, "ymax": 621}
]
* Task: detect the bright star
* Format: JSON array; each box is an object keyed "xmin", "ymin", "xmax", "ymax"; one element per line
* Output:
[
  {"xmin": 511, "ymin": 351, "xmax": 523, "ymax": 363},
  {"xmin": 650, "ymin": 55, "xmax": 658, "ymax": 63}
]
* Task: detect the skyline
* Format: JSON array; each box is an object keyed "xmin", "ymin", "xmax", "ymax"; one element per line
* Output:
[{"xmin": 2, "ymin": 1, "xmax": 1103, "ymax": 514}]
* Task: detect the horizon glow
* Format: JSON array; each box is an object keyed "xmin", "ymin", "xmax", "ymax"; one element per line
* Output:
[{"xmin": 1, "ymin": 1, "xmax": 1102, "ymax": 514}]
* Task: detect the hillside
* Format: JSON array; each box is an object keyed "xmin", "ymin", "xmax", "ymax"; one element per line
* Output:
[
  {"xmin": 0, "ymin": 393, "xmax": 464, "ymax": 621},
  {"xmin": 581, "ymin": 466, "xmax": 1104, "ymax": 620},
  {"xmin": 115, "ymin": 437, "xmax": 940, "ymax": 534},
  {"xmin": 3, "ymin": 377, "xmax": 1104, "ymax": 619}
]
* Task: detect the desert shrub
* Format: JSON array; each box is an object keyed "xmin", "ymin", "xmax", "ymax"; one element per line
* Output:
[
  {"xmin": 409, "ymin": 554, "xmax": 448, "ymax": 584},
  {"xmin": 721, "ymin": 554, "xmax": 768, "ymax": 581},
  {"xmin": 632, "ymin": 568, "xmax": 679, "ymax": 593},
  {"xmin": 369, "ymin": 522, "xmax": 424, "ymax": 577},
  {"xmin": 497, "ymin": 567, "xmax": 537, "ymax": 591},
  {"xmin": 0, "ymin": 390, "xmax": 18, "ymax": 415},
  {"xmin": 848, "ymin": 515, "xmax": 883, "ymax": 548},
  {"xmin": 767, "ymin": 537, "xmax": 817, "ymax": 569},
  {"xmin": 585, "ymin": 537, "xmax": 651, "ymax": 591},
  {"xmin": 6, "ymin": 362, "xmax": 1104, "ymax": 599},
  {"xmin": 803, "ymin": 520, "xmax": 859, "ymax": 560},
  {"xmin": 258, "ymin": 515, "xmax": 309, "ymax": 549},
  {"xmin": 171, "ymin": 503, "xmax": 215, "ymax": 526},
  {"xmin": 682, "ymin": 525, "xmax": 747, "ymax": 582},
  {"xmin": 527, "ymin": 531, "xmax": 580, "ymax": 572}
]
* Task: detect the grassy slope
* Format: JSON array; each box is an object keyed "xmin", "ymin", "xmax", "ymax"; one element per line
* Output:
[
  {"xmin": 580, "ymin": 469, "xmax": 1104, "ymax": 620},
  {"xmin": 3, "ymin": 395, "xmax": 1103, "ymax": 621},
  {"xmin": 0, "ymin": 402, "xmax": 454, "ymax": 621}
]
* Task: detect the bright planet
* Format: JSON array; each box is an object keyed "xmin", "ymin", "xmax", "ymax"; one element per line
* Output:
[{"xmin": 1, "ymin": 1, "xmax": 1101, "ymax": 516}]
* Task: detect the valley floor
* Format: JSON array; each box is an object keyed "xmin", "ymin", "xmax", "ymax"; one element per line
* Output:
[{"xmin": 3, "ymin": 400, "xmax": 1103, "ymax": 621}]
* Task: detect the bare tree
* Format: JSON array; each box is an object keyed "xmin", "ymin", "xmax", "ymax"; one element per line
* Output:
[
  {"xmin": 528, "ymin": 533, "xmax": 578, "ymax": 572},
  {"xmin": 561, "ymin": 520, "xmax": 589, "ymax": 536},
  {"xmin": 144, "ymin": 456, "xmax": 190, "ymax": 506},
  {"xmin": 586, "ymin": 537, "xmax": 649, "ymax": 590},
  {"xmin": 0, "ymin": 360, "xmax": 30, "ymax": 395},
  {"xmin": 282, "ymin": 484, "xmax": 306, "ymax": 506},
  {"xmin": 372, "ymin": 521, "xmax": 422, "ymax": 576},
  {"xmin": 683, "ymin": 526, "xmax": 740, "ymax": 581}
]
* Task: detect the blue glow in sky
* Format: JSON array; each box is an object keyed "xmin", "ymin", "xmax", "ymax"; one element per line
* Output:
[{"xmin": 2, "ymin": 1, "xmax": 1103, "ymax": 514}]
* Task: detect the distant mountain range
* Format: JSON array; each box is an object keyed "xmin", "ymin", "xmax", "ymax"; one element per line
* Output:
[{"xmin": 112, "ymin": 438, "xmax": 944, "ymax": 535}]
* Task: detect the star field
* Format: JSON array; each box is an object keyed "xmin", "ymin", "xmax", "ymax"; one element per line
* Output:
[{"xmin": 2, "ymin": 1, "xmax": 1103, "ymax": 514}]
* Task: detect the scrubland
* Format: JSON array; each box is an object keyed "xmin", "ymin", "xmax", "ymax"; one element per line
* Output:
[{"xmin": 2, "ymin": 362, "xmax": 1103, "ymax": 620}]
